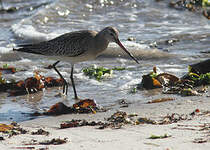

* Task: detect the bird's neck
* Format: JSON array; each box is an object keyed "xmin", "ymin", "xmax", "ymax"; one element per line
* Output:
[{"xmin": 95, "ymin": 32, "xmax": 109, "ymax": 53}]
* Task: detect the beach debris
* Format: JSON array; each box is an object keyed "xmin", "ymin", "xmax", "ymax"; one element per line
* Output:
[
  {"xmin": 158, "ymin": 113, "xmax": 189, "ymax": 124},
  {"xmin": 43, "ymin": 99, "xmax": 101, "ymax": 116},
  {"xmin": 138, "ymin": 74, "xmax": 162, "ymax": 89},
  {"xmin": 130, "ymin": 87, "xmax": 138, "ymax": 94},
  {"xmin": 31, "ymin": 129, "xmax": 49, "ymax": 136},
  {"xmin": 138, "ymin": 67, "xmax": 177, "ymax": 90},
  {"xmin": 188, "ymin": 59, "xmax": 210, "ymax": 74},
  {"xmin": 148, "ymin": 134, "xmax": 172, "ymax": 139},
  {"xmin": 60, "ymin": 120, "xmax": 103, "ymax": 129},
  {"xmin": 100, "ymin": 111, "xmax": 138, "ymax": 129},
  {"xmin": 138, "ymin": 59, "xmax": 210, "ymax": 96},
  {"xmin": 59, "ymin": 111, "xmax": 138, "ymax": 130},
  {"xmin": 190, "ymin": 109, "xmax": 210, "ymax": 117},
  {"xmin": 137, "ymin": 117, "xmax": 157, "ymax": 124},
  {"xmin": 0, "ymin": 122, "xmax": 28, "ymax": 137},
  {"xmin": 0, "ymin": 71, "xmax": 64, "ymax": 96},
  {"xmin": 12, "ymin": 146, "xmax": 36, "ymax": 149},
  {"xmin": 44, "ymin": 102, "xmax": 71, "ymax": 115},
  {"xmin": 0, "ymin": 123, "xmax": 14, "ymax": 132},
  {"xmin": 180, "ymin": 88, "xmax": 201, "ymax": 96},
  {"xmin": 0, "ymin": 64, "xmax": 16, "ymax": 74},
  {"xmin": 117, "ymin": 99, "xmax": 131, "ymax": 108},
  {"xmin": 24, "ymin": 138, "xmax": 68, "ymax": 145},
  {"xmin": 182, "ymin": 72, "xmax": 210, "ymax": 86},
  {"xmin": 73, "ymin": 99, "xmax": 97, "ymax": 113},
  {"xmin": 190, "ymin": 108, "xmax": 200, "ymax": 116},
  {"xmin": 39, "ymin": 138, "xmax": 68, "ymax": 145},
  {"xmin": 147, "ymin": 97, "xmax": 175, "ymax": 104},
  {"xmin": 193, "ymin": 138, "xmax": 209, "ymax": 143},
  {"xmin": 156, "ymin": 73, "xmax": 179, "ymax": 86},
  {"xmin": 57, "ymin": 109, "xmax": 210, "ymax": 131},
  {"xmin": 44, "ymin": 77, "xmax": 63, "ymax": 87}
]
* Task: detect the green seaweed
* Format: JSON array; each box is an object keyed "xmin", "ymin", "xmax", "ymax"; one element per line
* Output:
[
  {"xmin": 188, "ymin": 72, "xmax": 210, "ymax": 85},
  {"xmin": 0, "ymin": 75, "xmax": 6, "ymax": 84},
  {"xmin": 130, "ymin": 87, "xmax": 137, "ymax": 94},
  {"xmin": 83, "ymin": 66, "xmax": 113, "ymax": 81},
  {"xmin": 83, "ymin": 66, "xmax": 125, "ymax": 81},
  {"xmin": 2, "ymin": 64, "xmax": 9, "ymax": 69},
  {"xmin": 150, "ymin": 72, "xmax": 158, "ymax": 78},
  {"xmin": 112, "ymin": 67, "xmax": 126, "ymax": 71},
  {"xmin": 202, "ymin": 0, "xmax": 210, "ymax": 7}
]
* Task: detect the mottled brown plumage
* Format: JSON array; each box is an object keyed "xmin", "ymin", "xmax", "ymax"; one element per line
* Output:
[{"xmin": 14, "ymin": 26, "xmax": 139, "ymax": 99}]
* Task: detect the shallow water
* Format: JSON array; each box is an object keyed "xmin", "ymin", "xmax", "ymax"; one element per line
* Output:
[{"xmin": 0, "ymin": 0, "xmax": 209, "ymax": 123}]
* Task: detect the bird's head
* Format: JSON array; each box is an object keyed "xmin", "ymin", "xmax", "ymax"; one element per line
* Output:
[
  {"xmin": 102, "ymin": 26, "xmax": 119, "ymax": 43},
  {"xmin": 102, "ymin": 26, "xmax": 139, "ymax": 64}
]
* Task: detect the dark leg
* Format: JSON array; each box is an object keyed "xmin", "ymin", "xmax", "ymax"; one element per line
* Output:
[
  {"xmin": 51, "ymin": 61, "xmax": 68, "ymax": 95},
  {"xmin": 0, "ymin": 0, "xmax": 3, "ymax": 10},
  {"xmin": 70, "ymin": 64, "xmax": 78, "ymax": 99}
]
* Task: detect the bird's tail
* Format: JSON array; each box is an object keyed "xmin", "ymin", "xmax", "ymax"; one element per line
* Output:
[{"xmin": 13, "ymin": 44, "xmax": 42, "ymax": 55}]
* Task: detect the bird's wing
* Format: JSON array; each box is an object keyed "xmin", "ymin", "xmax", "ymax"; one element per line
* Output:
[
  {"xmin": 14, "ymin": 41, "xmax": 52, "ymax": 55},
  {"xmin": 14, "ymin": 30, "xmax": 96, "ymax": 57}
]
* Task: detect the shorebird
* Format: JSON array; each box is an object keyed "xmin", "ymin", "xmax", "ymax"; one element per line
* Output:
[{"xmin": 14, "ymin": 26, "xmax": 139, "ymax": 99}]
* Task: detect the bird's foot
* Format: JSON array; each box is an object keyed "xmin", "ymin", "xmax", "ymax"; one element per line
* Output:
[
  {"xmin": 55, "ymin": 92, "xmax": 67, "ymax": 99},
  {"xmin": 73, "ymin": 96, "xmax": 80, "ymax": 101}
]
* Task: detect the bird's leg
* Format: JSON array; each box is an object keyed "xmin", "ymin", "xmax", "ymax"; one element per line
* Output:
[
  {"xmin": 51, "ymin": 61, "xmax": 68, "ymax": 95},
  {"xmin": 0, "ymin": 0, "xmax": 3, "ymax": 10},
  {"xmin": 70, "ymin": 64, "xmax": 78, "ymax": 99}
]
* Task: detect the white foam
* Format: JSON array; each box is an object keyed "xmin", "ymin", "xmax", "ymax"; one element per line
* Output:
[
  {"xmin": 0, "ymin": 47, "xmax": 12, "ymax": 53},
  {"xmin": 108, "ymin": 41, "xmax": 149, "ymax": 51},
  {"xmin": 18, "ymin": 58, "xmax": 32, "ymax": 63},
  {"xmin": 11, "ymin": 22, "xmax": 59, "ymax": 43}
]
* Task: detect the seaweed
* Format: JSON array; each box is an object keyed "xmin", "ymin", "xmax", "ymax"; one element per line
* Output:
[
  {"xmin": 83, "ymin": 66, "xmax": 113, "ymax": 81},
  {"xmin": 31, "ymin": 129, "xmax": 49, "ymax": 136},
  {"xmin": 83, "ymin": 65, "xmax": 125, "ymax": 81},
  {"xmin": 148, "ymin": 134, "xmax": 171, "ymax": 139},
  {"xmin": 138, "ymin": 59, "xmax": 210, "ymax": 97},
  {"xmin": 60, "ymin": 119, "xmax": 104, "ymax": 129},
  {"xmin": 59, "ymin": 111, "xmax": 139, "ymax": 130},
  {"xmin": 0, "ymin": 122, "xmax": 28, "ymax": 138},
  {"xmin": 187, "ymin": 72, "xmax": 210, "ymax": 86},
  {"xmin": 202, "ymin": 0, "xmax": 210, "ymax": 7},
  {"xmin": 0, "ymin": 71, "xmax": 64, "ymax": 96},
  {"xmin": 38, "ymin": 138, "xmax": 67, "ymax": 145},
  {"xmin": 43, "ymin": 99, "xmax": 101, "ymax": 116},
  {"xmin": 147, "ymin": 98, "xmax": 175, "ymax": 104}
]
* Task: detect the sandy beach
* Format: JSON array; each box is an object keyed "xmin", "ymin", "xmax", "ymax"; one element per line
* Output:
[
  {"xmin": 0, "ymin": 0, "xmax": 210, "ymax": 149},
  {"xmin": 0, "ymin": 94, "xmax": 209, "ymax": 150}
]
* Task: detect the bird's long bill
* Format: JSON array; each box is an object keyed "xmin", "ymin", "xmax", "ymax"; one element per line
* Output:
[{"xmin": 115, "ymin": 38, "xmax": 139, "ymax": 64}]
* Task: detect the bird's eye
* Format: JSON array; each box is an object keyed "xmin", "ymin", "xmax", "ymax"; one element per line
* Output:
[{"xmin": 110, "ymin": 33, "xmax": 114, "ymax": 36}]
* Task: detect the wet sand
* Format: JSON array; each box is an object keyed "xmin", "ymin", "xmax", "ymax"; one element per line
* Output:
[{"xmin": 0, "ymin": 94, "xmax": 210, "ymax": 150}]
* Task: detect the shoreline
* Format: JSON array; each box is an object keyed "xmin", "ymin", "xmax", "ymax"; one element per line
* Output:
[{"xmin": 0, "ymin": 95, "xmax": 209, "ymax": 150}]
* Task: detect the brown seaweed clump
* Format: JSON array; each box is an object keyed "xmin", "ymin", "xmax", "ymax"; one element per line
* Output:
[
  {"xmin": 42, "ymin": 99, "xmax": 102, "ymax": 116},
  {"xmin": 0, "ymin": 69, "xmax": 64, "ymax": 96},
  {"xmin": 138, "ymin": 59, "xmax": 210, "ymax": 96}
]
